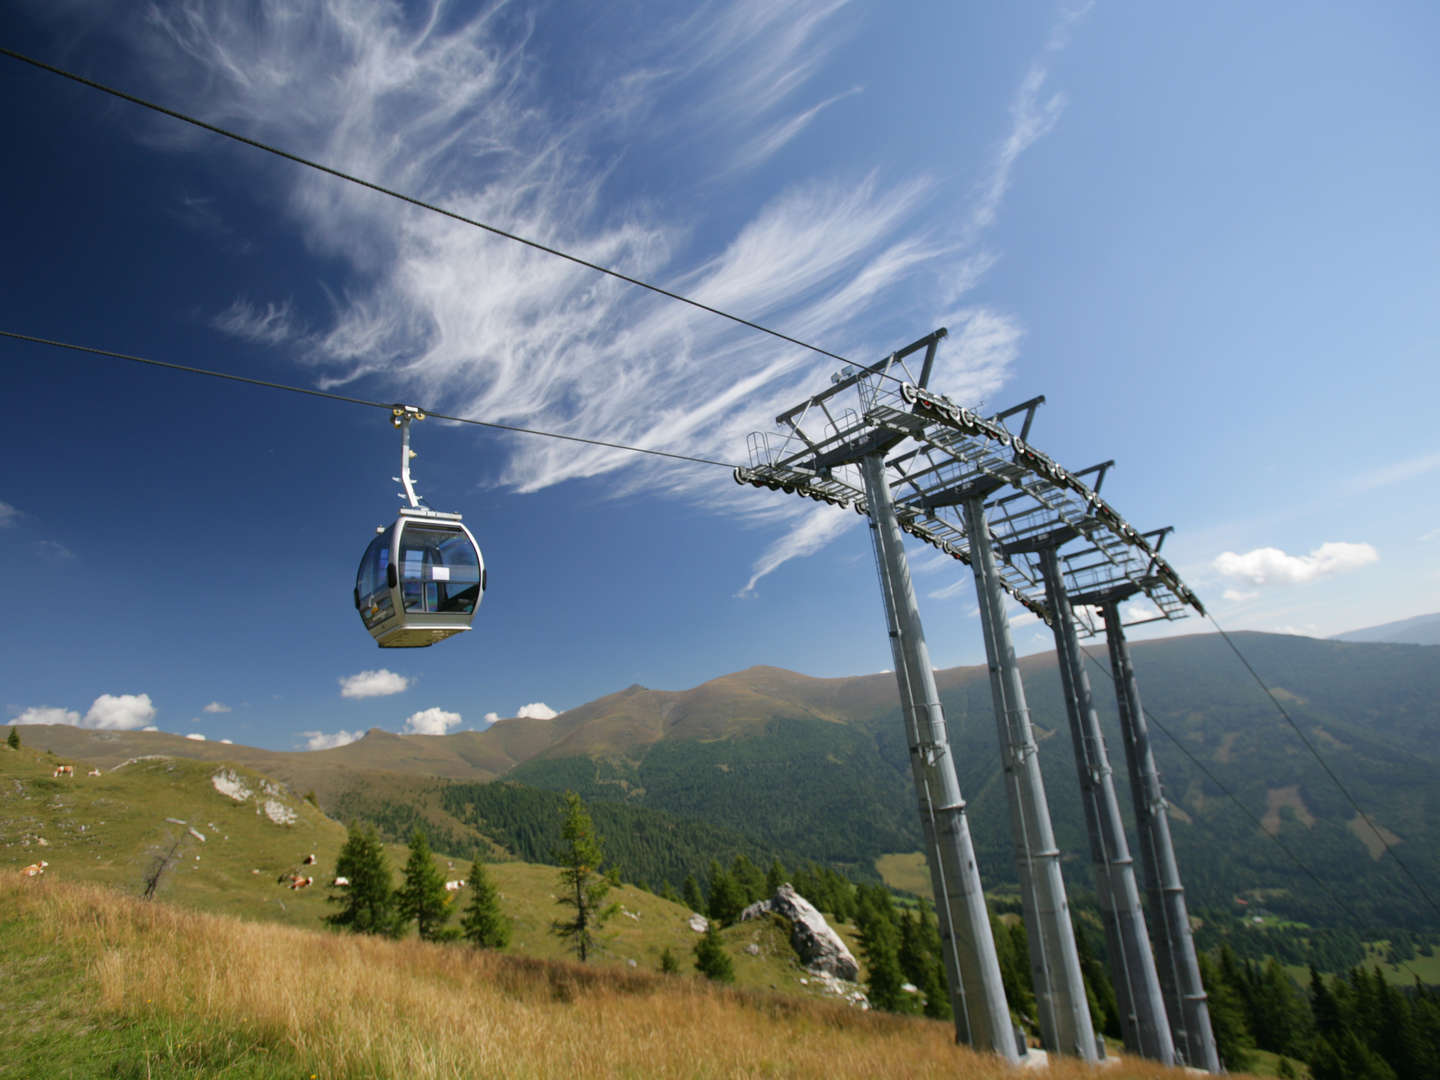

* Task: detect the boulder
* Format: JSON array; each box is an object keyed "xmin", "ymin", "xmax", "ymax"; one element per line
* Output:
[{"xmin": 740, "ymin": 883, "xmax": 859, "ymax": 980}]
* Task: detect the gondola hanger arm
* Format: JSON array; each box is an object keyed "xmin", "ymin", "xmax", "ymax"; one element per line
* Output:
[{"xmin": 391, "ymin": 404, "xmax": 426, "ymax": 509}]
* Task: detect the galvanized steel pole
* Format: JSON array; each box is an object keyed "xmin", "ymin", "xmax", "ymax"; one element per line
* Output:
[
  {"xmin": 963, "ymin": 496, "xmax": 1097, "ymax": 1062},
  {"xmin": 860, "ymin": 453, "xmax": 1019, "ymax": 1061},
  {"xmin": 1100, "ymin": 601, "xmax": 1220, "ymax": 1073},
  {"xmin": 1038, "ymin": 548, "xmax": 1175, "ymax": 1064}
]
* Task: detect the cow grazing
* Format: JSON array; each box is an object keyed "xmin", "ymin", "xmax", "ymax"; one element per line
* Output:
[
  {"xmin": 301, "ymin": 853, "xmax": 317, "ymax": 865},
  {"xmin": 444, "ymin": 879, "xmax": 466, "ymax": 892},
  {"xmin": 21, "ymin": 861, "xmax": 48, "ymax": 877},
  {"xmin": 52, "ymin": 765, "xmax": 73, "ymax": 778},
  {"xmin": 87, "ymin": 768, "xmax": 102, "ymax": 777},
  {"xmin": 331, "ymin": 876, "xmax": 350, "ymax": 887},
  {"xmin": 288, "ymin": 875, "xmax": 314, "ymax": 890}
]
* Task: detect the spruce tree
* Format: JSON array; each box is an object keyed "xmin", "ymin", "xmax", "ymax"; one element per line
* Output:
[
  {"xmin": 459, "ymin": 855, "xmax": 510, "ymax": 949},
  {"xmin": 764, "ymin": 857, "xmax": 786, "ymax": 895},
  {"xmin": 659, "ymin": 946, "xmax": 679, "ymax": 974},
  {"xmin": 694, "ymin": 922, "xmax": 735, "ymax": 983},
  {"xmin": 5, "ymin": 727, "xmax": 18, "ymax": 749},
  {"xmin": 681, "ymin": 873, "xmax": 705, "ymax": 914},
  {"xmin": 706, "ymin": 862, "xmax": 746, "ymax": 926},
  {"xmin": 326, "ymin": 822, "xmax": 398, "ymax": 936},
  {"xmin": 397, "ymin": 828, "xmax": 452, "ymax": 941},
  {"xmin": 856, "ymin": 885, "xmax": 912, "ymax": 1013},
  {"xmin": 551, "ymin": 791, "xmax": 615, "ymax": 962},
  {"xmin": 730, "ymin": 854, "xmax": 765, "ymax": 905}
]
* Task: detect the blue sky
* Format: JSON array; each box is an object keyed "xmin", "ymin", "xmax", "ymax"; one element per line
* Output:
[{"xmin": 3, "ymin": 1, "xmax": 1437, "ymax": 750}]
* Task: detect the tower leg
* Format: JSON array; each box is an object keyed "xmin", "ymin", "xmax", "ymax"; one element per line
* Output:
[
  {"xmin": 860, "ymin": 453, "xmax": 1018, "ymax": 1060},
  {"xmin": 964, "ymin": 498, "xmax": 1097, "ymax": 1062},
  {"xmin": 1038, "ymin": 549, "xmax": 1175, "ymax": 1064},
  {"xmin": 1101, "ymin": 602, "xmax": 1220, "ymax": 1073}
]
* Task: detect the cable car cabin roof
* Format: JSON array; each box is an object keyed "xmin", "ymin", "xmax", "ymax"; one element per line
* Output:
[{"xmin": 355, "ymin": 508, "xmax": 485, "ymax": 648}]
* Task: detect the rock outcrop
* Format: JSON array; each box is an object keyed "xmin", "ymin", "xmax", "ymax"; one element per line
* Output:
[{"xmin": 740, "ymin": 883, "xmax": 858, "ymax": 980}]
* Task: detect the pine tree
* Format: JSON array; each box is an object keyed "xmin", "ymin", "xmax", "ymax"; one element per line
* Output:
[
  {"xmin": 659, "ymin": 946, "xmax": 679, "ymax": 974},
  {"xmin": 694, "ymin": 922, "xmax": 735, "ymax": 983},
  {"xmin": 459, "ymin": 856, "xmax": 510, "ymax": 950},
  {"xmin": 5, "ymin": 727, "xmax": 18, "ymax": 750},
  {"xmin": 326, "ymin": 823, "xmax": 398, "ymax": 936},
  {"xmin": 397, "ymin": 828, "xmax": 452, "ymax": 941},
  {"xmin": 551, "ymin": 791, "xmax": 615, "ymax": 962}
]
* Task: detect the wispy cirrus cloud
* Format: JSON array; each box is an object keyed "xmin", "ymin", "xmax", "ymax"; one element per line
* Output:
[
  {"xmin": 1348, "ymin": 451, "xmax": 1440, "ymax": 493},
  {"xmin": 115, "ymin": 0, "xmax": 1080, "ymax": 593},
  {"xmin": 213, "ymin": 298, "xmax": 300, "ymax": 345},
  {"xmin": 0, "ymin": 501, "xmax": 19, "ymax": 528}
]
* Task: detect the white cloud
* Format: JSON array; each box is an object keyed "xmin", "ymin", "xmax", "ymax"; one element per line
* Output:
[
  {"xmin": 15, "ymin": 705, "xmax": 80, "ymax": 726},
  {"xmin": 202, "ymin": 701, "xmax": 231, "ymax": 714},
  {"xmin": 339, "ymin": 669, "xmax": 409, "ymax": 699},
  {"xmin": 302, "ymin": 729, "xmax": 363, "ymax": 751},
  {"xmin": 212, "ymin": 298, "xmax": 299, "ymax": 345},
  {"xmin": 1213, "ymin": 542, "xmax": 1379, "ymax": 587},
  {"xmin": 185, "ymin": 733, "xmax": 207, "ymax": 741},
  {"xmin": 1419, "ymin": 527, "xmax": 1440, "ymax": 543},
  {"xmin": 1222, "ymin": 588, "xmax": 1259, "ymax": 603},
  {"xmin": 82, "ymin": 693, "xmax": 157, "ymax": 731},
  {"xmin": 483, "ymin": 711, "xmax": 501, "ymax": 725},
  {"xmin": 219, "ymin": 738, "xmax": 233, "ymax": 744},
  {"xmin": 402, "ymin": 708, "xmax": 463, "ymax": 736},
  {"xmin": 142, "ymin": 725, "xmax": 159, "ymax": 732},
  {"xmin": 0, "ymin": 501, "xmax": 18, "ymax": 528},
  {"xmin": 516, "ymin": 703, "xmax": 558, "ymax": 721}
]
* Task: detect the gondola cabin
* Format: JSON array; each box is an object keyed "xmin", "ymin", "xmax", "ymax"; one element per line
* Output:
[{"xmin": 355, "ymin": 507, "xmax": 485, "ymax": 647}]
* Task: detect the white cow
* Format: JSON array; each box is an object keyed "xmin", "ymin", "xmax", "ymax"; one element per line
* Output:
[{"xmin": 444, "ymin": 879, "xmax": 466, "ymax": 892}]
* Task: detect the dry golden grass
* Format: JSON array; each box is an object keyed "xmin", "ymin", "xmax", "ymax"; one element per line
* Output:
[{"xmin": 5, "ymin": 875, "xmax": 1230, "ymax": 1079}]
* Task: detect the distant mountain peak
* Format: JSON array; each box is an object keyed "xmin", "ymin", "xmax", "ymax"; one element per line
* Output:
[{"xmin": 1331, "ymin": 612, "xmax": 1440, "ymax": 647}]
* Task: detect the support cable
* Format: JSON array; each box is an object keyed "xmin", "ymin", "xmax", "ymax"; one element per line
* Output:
[
  {"xmin": 1079, "ymin": 647, "xmax": 1432, "ymax": 983},
  {"xmin": 1, "ymin": 46, "xmax": 875, "ymax": 376},
  {"xmin": 0, "ymin": 330, "xmax": 737, "ymax": 470},
  {"xmin": 1206, "ymin": 615, "xmax": 1440, "ymax": 922}
]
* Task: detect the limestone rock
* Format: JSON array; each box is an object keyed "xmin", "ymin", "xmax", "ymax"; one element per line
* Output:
[
  {"xmin": 740, "ymin": 883, "xmax": 859, "ymax": 980},
  {"xmin": 688, "ymin": 913, "xmax": 709, "ymax": 933}
]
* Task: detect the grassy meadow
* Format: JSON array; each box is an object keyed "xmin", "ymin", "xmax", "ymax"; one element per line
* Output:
[{"xmin": 2, "ymin": 875, "xmax": 1251, "ymax": 1079}]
